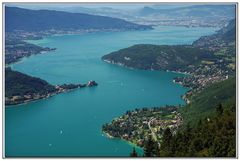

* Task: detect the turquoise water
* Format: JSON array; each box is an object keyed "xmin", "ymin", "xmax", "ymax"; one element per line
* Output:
[{"xmin": 6, "ymin": 26, "xmax": 217, "ymax": 157}]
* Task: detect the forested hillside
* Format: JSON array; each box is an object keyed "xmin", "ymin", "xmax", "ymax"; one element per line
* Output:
[
  {"xmin": 5, "ymin": 68, "xmax": 89, "ymax": 105},
  {"xmin": 5, "ymin": 68, "xmax": 56, "ymax": 98},
  {"xmin": 102, "ymin": 44, "xmax": 215, "ymax": 71},
  {"xmin": 180, "ymin": 77, "xmax": 236, "ymax": 126},
  {"xmin": 159, "ymin": 105, "xmax": 235, "ymax": 157}
]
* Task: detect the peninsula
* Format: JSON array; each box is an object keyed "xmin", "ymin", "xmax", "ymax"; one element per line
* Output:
[
  {"xmin": 102, "ymin": 106, "xmax": 182, "ymax": 147},
  {"xmin": 102, "ymin": 19, "xmax": 236, "ymax": 101},
  {"xmin": 5, "ymin": 68, "xmax": 97, "ymax": 106}
]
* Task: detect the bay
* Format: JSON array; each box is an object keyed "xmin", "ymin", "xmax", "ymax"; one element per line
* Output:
[{"xmin": 6, "ymin": 26, "xmax": 217, "ymax": 157}]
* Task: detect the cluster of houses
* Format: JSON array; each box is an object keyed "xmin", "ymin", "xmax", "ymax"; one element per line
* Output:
[
  {"xmin": 102, "ymin": 107, "xmax": 182, "ymax": 147},
  {"xmin": 173, "ymin": 58, "xmax": 233, "ymax": 103}
]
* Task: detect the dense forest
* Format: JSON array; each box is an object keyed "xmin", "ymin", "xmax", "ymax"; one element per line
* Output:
[
  {"xmin": 5, "ymin": 68, "xmax": 95, "ymax": 105},
  {"xmin": 158, "ymin": 106, "xmax": 235, "ymax": 157},
  {"xmin": 180, "ymin": 77, "xmax": 236, "ymax": 126},
  {"xmin": 102, "ymin": 44, "xmax": 215, "ymax": 71},
  {"xmin": 5, "ymin": 68, "xmax": 56, "ymax": 97}
]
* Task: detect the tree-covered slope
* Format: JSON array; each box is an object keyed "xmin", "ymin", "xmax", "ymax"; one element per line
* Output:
[
  {"xmin": 158, "ymin": 77, "xmax": 236, "ymax": 157},
  {"xmin": 102, "ymin": 44, "xmax": 215, "ymax": 71},
  {"xmin": 5, "ymin": 68, "xmax": 56, "ymax": 97},
  {"xmin": 180, "ymin": 76, "xmax": 236, "ymax": 126},
  {"xmin": 5, "ymin": 6, "xmax": 151, "ymax": 32},
  {"xmin": 159, "ymin": 104, "xmax": 236, "ymax": 157}
]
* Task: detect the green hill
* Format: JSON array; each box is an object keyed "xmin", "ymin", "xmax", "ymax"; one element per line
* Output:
[
  {"xmin": 160, "ymin": 103, "xmax": 236, "ymax": 157},
  {"xmin": 5, "ymin": 68, "xmax": 56, "ymax": 98},
  {"xmin": 180, "ymin": 76, "xmax": 236, "ymax": 126},
  {"xmin": 102, "ymin": 44, "xmax": 215, "ymax": 71}
]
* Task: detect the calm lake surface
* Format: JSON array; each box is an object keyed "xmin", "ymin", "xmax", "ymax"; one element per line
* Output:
[{"xmin": 6, "ymin": 26, "xmax": 217, "ymax": 157}]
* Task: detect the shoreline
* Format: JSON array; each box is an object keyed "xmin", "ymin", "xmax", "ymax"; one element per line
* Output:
[
  {"xmin": 102, "ymin": 59, "xmax": 191, "ymax": 104},
  {"xmin": 101, "ymin": 106, "xmax": 182, "ymax": 153},
  {"xmin": 6, "ymin": 46, "xmax": 56, "ymax": 67},
  {"xmin": 6, "ymin": 80, "xmax": 98, "ymax": 107},
  {"xmin": 22, "ymin": 28, "xmax": 153, "ymax": 43},
  {"xmin": 102, "ymin": 131, "xmax": 143, "ymax": 150},
  {"xmin": 47, "ymin": 28, "xmax": 152, "ymax": 38},
  {"xmin": 103, "ymin": 59, "xmax": 190, "ymax": 76},
  {"xmin": 7, "ymin": 27, "xmax": 153, "ymax": 66},
  {"xmin": 5, "ymin": 87, "xmax": 81, "ymax": 107}
]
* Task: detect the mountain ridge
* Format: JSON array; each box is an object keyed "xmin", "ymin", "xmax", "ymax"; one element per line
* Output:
[{"xmin": 5, "ymin": 6, "xmax": 151, "ymax": 32}]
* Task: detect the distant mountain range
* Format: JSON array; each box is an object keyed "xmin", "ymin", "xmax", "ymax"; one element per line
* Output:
[
  {"xmin": 138, "ymin": 4, "xmax": 235, "ymax": 18},
  {"xmin": 5, "ymin": 6, "xmax": 151, "ymax": 32},
  {"xmin": 6, "ymin": 4, "xmax": 236, "ymax": 28},
  {"xmin": 193, "ymin": 19, "xmax": 236, "ymax": 48}
]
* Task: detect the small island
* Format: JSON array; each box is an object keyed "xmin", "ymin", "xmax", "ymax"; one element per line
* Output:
[
  {"xmin": 102, "ymin": 106, "xmax": 182, "ymax": 147},
  {"xmin": 87, "ymin": 80, "xmax": 98, "ymax": 87},
  {"xmin": 5, "ymin": 68, "xmax": 98, "ymax": 106}
]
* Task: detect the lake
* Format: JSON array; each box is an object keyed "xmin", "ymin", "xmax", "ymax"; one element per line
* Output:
[{"xmin": 6, "ymin": 26, "xmax": 217, "ymax": 157}]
